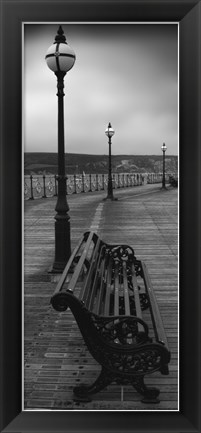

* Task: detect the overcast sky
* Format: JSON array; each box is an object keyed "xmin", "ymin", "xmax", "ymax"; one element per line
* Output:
[{"xmin": 24, "ymin": 23, "xmax": 178, "ymax": 155}]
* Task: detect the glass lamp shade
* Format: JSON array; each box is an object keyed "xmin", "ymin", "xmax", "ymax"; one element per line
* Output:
[
  {"xmin": 45, "ymin": 42, "xmax": 76, "ymax": 73},
  {"xmin": 105, "ymin": 123, "xmax": 115, "ymax": 138},
  {"xmin": 161, "ymin": 143, "xmax": 167, "ymax": 152}
]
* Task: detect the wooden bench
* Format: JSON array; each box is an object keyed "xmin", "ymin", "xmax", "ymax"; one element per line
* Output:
[{"xmin": 51, "ymin": 231, "xmax": 171, "ymax": 403}]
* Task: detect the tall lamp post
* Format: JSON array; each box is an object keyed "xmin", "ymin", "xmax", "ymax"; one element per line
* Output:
[
  {"xmin": 161, "ymin": 142, "xmax": 167, "ymax": 189},
  {"xmin": 104, "ymin": 122, "xmax": 117, "ymax": 201},
  {"xmin": 45, "ymin": 26, "xmax": 76, "ymax": 273}
]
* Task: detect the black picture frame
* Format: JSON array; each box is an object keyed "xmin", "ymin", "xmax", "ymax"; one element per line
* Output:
[{"xmin": 0, "ymin": 0, "xmax": 200, "ymax": 432}]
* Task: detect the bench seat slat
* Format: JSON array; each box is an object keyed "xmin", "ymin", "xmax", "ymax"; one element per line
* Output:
[
  {"xmin": 51, "ymin": 233, "xmax": 89, "ymax": 298},
  {"xmin": 114, "ymin": 263, "xmax": 119, "ymax": 316},
  {"xmin": 93, "ymin": 256, "xmax": 107, "ymax": 315},
  {"xmin": 131, "ymin": 263, "xmax": 144, "ymax": 334},
  {"xmin": 87, "ymin": 245, "xmax": 106, "ymax": 311},
  {"xmin": 104, "ymin": 258, "xmax": 112, "ymax": 316},
  {"xmin": 80, "ymin": 238, "xmax": 101, "ymax": 304},
  {"xmin": 141, "ymin": 261, "xmax": 169, "ymax": 347},
  {"xmin": 122, "ymin": 262, "xmax": 130, "ymax": 315},
  {"xmin": 67, "ymin": 231, "xmax": 96, "ymax": 294}
]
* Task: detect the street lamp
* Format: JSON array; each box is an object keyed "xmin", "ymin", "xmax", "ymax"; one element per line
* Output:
[
  {"xmin": 104, "ymin": 122, "xmax": 117, "ymax": 201},
  {"xmin": 45, "ymin": 25, "xmax": 76, "ymax": 273},
  {"xmin": 161, "ymin": 142, "xmax": 167, "ymax": 189}
]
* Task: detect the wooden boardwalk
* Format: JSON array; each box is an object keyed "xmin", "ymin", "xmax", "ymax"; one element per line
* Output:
[{"xmin": 24, "ymin": 184, "xmax": 178, "ymax": 411}]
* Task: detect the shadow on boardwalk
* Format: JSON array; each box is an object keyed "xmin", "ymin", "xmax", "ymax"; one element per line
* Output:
[{"xmin": 24, "ymin": 184, "xmax": 178, "ymax": 410}]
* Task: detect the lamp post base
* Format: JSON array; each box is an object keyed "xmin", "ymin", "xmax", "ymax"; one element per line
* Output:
[
  {"xmin": 49, "ymin": 261, "xmax": 69, "ymax": 274},
  {"xmin": 104, "ymin": 178, "xmax": 118, "ymax": 201},
  {"xmin": 103, "ymin": 196, "xmax": 118, "ymax": 201}
]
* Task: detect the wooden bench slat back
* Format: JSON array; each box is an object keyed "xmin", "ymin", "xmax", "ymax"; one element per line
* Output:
[
  {"xmin": 141, "ymin": 261, "xmax": 169, "ymax": 348},
  {"xmin": 79, "ymin": 237, "xmax": 101, "ymax": 304},
  {"xmin": 93, "ymin": 255, "xmax": 107, "ymax": 315},
  {"xmin": 51, "ymin": 234, "xmax": 87, "ymax": 297},
  {"xmin": 104, "ymin": 257, "xmax": 113, "ymax": 316},
  {"xmin": 85, "ymin": 244, "xmax": 106, "ymax": 310},
  {"xmin": 122, "ymin": 261, "xmax": 130, "ymax": 315},
  {"xmin": 131, "ymin": 263, "xmax": 144, "ymax": 334},
  {"xmin": 114, "ymin": 263, "xmax": 119, "ymax": 316},
  {"xmin": 66, "ymin": 231, "xmax": 96, "ymax": 294}
]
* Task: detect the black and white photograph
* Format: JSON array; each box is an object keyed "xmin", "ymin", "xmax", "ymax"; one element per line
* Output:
[
  {"xmin": 23, "ymin": 22, "xmax": 179, "ymax": 411},
  {"xmin": 1, "ymin": 0, "xmax": 201, "ymax": 431}
]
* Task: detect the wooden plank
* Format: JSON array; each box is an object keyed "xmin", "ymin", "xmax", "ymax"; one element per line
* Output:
[
  {"xmin": 141, "ymin": 261, "xmax": 169, "ymax": 348},
  {"xmin": 81, "ymin": 237, "xmax": 101, "ymax": 303},
  {"xmin": 122, "ymin": 261, "xmax": 130, "ymax": 315},
  {"xmin": 93, "ymin": 256, "xmax": 106, "ymax": 315},
  {"xmin": 24, "ymin": 185, "xmax": 178, "ymax": 410},
  {"xmin": 86, "ymin": 244, "xmax": 105, "ymax": 310},
  {"xmin": 104, "ymin": 258, "xmax": 112, "ymax": 316},
  {"xmin": 131, "ymin": 262, "xmax": 144, "ymax": 334},
  {"xmin": 114, "ymin": 261, "xmax": 119, "ymax": 316}
]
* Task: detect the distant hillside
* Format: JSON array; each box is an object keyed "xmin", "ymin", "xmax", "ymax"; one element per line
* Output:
[{"xmin": 24, "ymin": 152, "xmax": 178, "ymax": 175}]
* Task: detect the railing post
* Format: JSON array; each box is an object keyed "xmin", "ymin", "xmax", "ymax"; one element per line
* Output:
[
  {"xmin": 30, "ymin": 175, "xmax": 34, "ymax": 200},
  {"xmin": 96, "ymin": 174, "xmax": 99, "ymax": 191},
  {"xmin": 102, "ymin": 174, "xmax": 104, "ymax": 190},
  {"xmin": 74, "ymin": 174, "xmax": 77, "ymax": 194},
  {"xmin": 117, "ymin": 173, "xmax": 119, "ymax": 188},
  {"xmin": 89, "ymin": 174, "xmax": 92, "ymax": 192},
  {"xmin": 111, "ymin": 173, "xmax": 114, "ymax": 189},
  {"xmin": 54, "ymin": 175, "xmax": 58, "ymax": 196},
  {"xmin": 115, "ymin": 173, "xmax": 117, "ymax": 189},
  {"xmin": 82, "ymin": 173, "xmax": 85, "ymax": 193},
  {"xmin": 42, "ymin": 175, "xmax": 47, "ymax": 198}
]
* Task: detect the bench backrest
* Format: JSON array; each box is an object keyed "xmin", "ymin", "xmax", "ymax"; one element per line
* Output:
[{"xmin": 51, "ymin": 231, "xmax": 169, "ymax": 349}]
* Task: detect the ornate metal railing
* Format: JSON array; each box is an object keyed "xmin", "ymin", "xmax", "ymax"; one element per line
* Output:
[{"xmin": 24, "ymin": 173, "xmax": 164, "ymax": 200}]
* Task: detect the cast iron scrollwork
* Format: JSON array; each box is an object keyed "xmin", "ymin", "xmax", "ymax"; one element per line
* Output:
[
  {"xmin": 134, "ymin": 260, "xmax": 143, "ymax": 277},
  {"xmin": 90, "ymin": 314, "xmax": 149, "ymax": 345},
  {"xmin": 94, "ymin": 343, "xmax": 167, "ymax": 377},
  {"xmin": 72, "ymin": 341, "xmax": 168, "ymax": 402},
  {"xmin": 139, "ymin": 293, "xmax": 149, "ymax": 310},
  {"xmin": 107, "ymin": 245, "xmax": 135, "ymax": 263}
]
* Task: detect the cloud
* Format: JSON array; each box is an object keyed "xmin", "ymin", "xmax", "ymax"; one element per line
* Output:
[{"xmin": 24, "ymin": 23, "xmax": 178, "ymax": 155}]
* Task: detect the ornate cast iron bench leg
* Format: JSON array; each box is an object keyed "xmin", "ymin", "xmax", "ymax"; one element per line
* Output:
[
  {"xmin": 131, "ymin": 376, "xmax": 160, "ymax": 403},
  {"xmin": 73, "ymin": 367, "xmax": 115, "ymax": 402}
]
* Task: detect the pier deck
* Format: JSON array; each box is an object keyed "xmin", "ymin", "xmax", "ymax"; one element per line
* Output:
[{"xmin": 24, "ymin": 184, "xmax": 178, "ymax": 410}]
